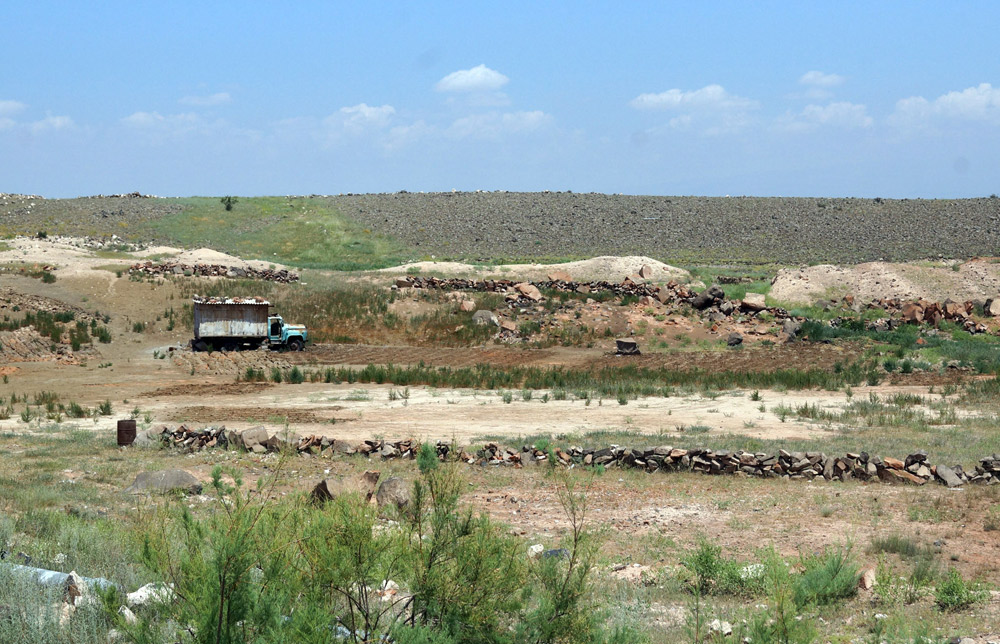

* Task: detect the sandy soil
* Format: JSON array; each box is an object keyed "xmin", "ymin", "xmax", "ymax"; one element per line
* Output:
[
  {"xmin": 0, "ymin": 235, "xmax": 293, "ymax": 275},
  {"xmin": 377, "ymin": 255, "xmax": 691, "ymax": 283},
  {"xmin": 770, "ymin": 258, "xmax": 1000, "ymax": 305}
]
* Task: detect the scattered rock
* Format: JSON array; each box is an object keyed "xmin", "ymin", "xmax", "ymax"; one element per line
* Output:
[
  {"xmin": 936, "ymin": 464, "xmax": 964, "ymax": 488},
  {"xmin": 311, "ymin": 470, "xmax": 381, "ymax": 504},
  {"xmin": 472, "ymin": 310, "xmax": 499, "ymax": 326},
  {"xmin": 124, "ymin": 470, "xmax": 202, "ymax": 495},
  {"xmin": 126, "ymin": 582, "xmax": 176, "ymax": 607},
  {"xmin": 376, "ymin": 477, "xmax": 412, "ymax": 510},
  {"xmin": 615, "ymin": 338, "xmax": 640, "ymax": 355}
]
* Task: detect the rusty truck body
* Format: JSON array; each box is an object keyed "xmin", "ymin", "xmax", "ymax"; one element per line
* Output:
[{"xmin": 191, "ymin": 296, "xmax": 307, "ymax": 351}]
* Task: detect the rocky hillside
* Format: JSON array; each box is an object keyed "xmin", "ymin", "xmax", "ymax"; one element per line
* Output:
[
  {"xmin": 332, "ymin": 192, "xmax": 1000, "ymax": 264},
  {"xmin": 3, "ymin": 192, "xmax": 999, "ymax": 265}
]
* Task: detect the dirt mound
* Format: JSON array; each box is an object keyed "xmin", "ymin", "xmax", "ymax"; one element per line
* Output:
[
  {"xmin": 380, "ymin": 256, "xmax": 689, "ymax": 283},
  {"xmin": 171, "ymin": 348, "xmax": 290, "ymax": 376},
  {"xmin": 169, "ymin": 248, "xmax": 292, "ymax": 272},
  {"xmin": 139, "ymin": 382, "xmax": 274, "ymax": 398},
  {"xmin": 770, "ymin": 259, "xmax": 1000, "ymax": 305},
  {"xmin": 0, "ymin": 287, "xmax": 97, "ymax": 321},
  {"xmin": 167, "ymin": 405, "xmax": 346, "ymax": 425},
  {"xmin": 0, "ymin": 327, "xmax": 80, "ymax": 363}
]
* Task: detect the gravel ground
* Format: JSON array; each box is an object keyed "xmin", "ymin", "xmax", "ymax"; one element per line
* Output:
[
  {"xmin": 330, "ymin": 192, "xmax": 1000, "ymax": 264},
  {"xmin": 3, "ymin": 192, "xmax": 999, "ymax": 265}
]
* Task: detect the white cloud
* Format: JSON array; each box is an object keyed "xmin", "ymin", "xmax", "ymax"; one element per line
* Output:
[
  {"xmin": 179, "ymin": 92, "xmax": 232, "ymax": 107},
  {"xmin": 891, "ymin": 83, "xmax": 1000, "ymax": 129},
  {"xmin": 447, "ymin": 110, "xmax": 550, "ymax": 139},
  {"xmin": 120, "ymin": 111, "xmax": 230, "ymax": 141},
  {"xmin": 777, "ymin": 102, "xmax": 873, "ymax": 132},
  {"xmin": 329, "ymin": 103, "xmax": 395, "ymax": 132},
  {"xmin": 436, "ymin": 64, "xmax": 509, "ymax": 93},
  {"xmin": 631, "ymin": 85, "xmax": 758, "ymax": 135},
  {"xmin": 29, "ymin": 115, "xmax": 74, "ymax": 133},
  {"xmin": 799, "ymin": 71, "xmax": 845, "ymax": 87},
  {"xmin": 122, "ymin": 111, "xmax": 200, "ymax": 128},
  {"xmin": 0, "ymin": 100, "xmax": 27, "ymax": 116},
  {"xmin": 629, "ymin": 84, "xmax": 759, "ymax": 112}
]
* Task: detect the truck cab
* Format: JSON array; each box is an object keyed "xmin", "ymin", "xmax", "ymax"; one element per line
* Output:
[{"xmin": 268, "ymin": 315, "xmax": 307, "ymax": 351}]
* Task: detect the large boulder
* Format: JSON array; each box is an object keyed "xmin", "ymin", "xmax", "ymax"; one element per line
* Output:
[
  {"xmin": 690, "ymin": 285, "xmax": 725, "ymax": 310},
  {"xmin": 263, "ymin": 431, "xmax": 300, "ymax": 452},
  {"xmin": 125, "ymin": 470, "xmax": 202, "ymax": 495},
  {"xmin": 935, "ymin": 464, "xmax": 964, "ymax": 488},
  {"xmin": 239, "ymin": 426, "xmax": 270, "ymax": 451},
  {"xmin": 547, "ymin": 269, "xmax": 572, "ymax": 282},
  {"xmin": 311, "ymin": 470, "xmax": 381, "ymax": 504},
  {"xmin": 515, "ymin": 282, "xmax": 543, "ymax": 301},
  {"xmin": 741, "ymin": 293, "xmax": 767, "ymax": 311},
  {"xmin": 985, "ymin": 298, "xmax": 1000, "ymax": 317},
  {"xmin": 472, "ymin": 310, "xmax": 499, "ymax": 327},
  {"xmin": 376, "ymin": 477, "xmax": 412, "ymax": 510}
]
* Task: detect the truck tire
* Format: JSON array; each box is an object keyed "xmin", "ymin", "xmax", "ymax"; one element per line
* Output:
[{"xmin": 288, "ymin": 337, "xmax": 304, "ymax": 352}]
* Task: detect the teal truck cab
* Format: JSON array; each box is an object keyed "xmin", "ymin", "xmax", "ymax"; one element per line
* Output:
[{"xmin": 268, "ymin": 315, "xmax": 307, "ymax": 352}]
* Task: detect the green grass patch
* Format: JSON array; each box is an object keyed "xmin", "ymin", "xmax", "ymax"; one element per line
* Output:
[{"xmin": 144, "ymin": 196, "xmax": 411, "ymax": 270}]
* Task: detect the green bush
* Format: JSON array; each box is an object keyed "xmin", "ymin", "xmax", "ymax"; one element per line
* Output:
[
  {"xmin": 681, "ymin": 539, "xmax": 767, "ymax": 597},
  {"xmin": 792, "ymin": 544, "xmax": 859, "ymax": 607},
  {"xmin": 935, "ymin": 568, "xmax": 987, "ymax": 611}
]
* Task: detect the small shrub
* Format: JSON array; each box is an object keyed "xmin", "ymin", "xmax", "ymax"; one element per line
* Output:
[
  {"xmin": 793, "ymin": 544, "xmax": 859, "ymax": 607},
  {"xmin": 98, "ymin": 400, "xmax": 113, "ymax": 416},
  {"xmin": 286, "ymin": 366, "xmax": 304, "ymax": 384},
  {"xmin": 40, "ymin": 271, "xmax": 56, "ymax": 283},
  {"xmin": 935, "ymin": 568, "xmax": 986, "ymax": 611},
  {"xmin": 270, "ymin": 367, "xmax": 283, "ymax": 383}
]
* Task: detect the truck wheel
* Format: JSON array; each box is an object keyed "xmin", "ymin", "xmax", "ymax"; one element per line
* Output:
[{"xmin": 288, "ymin": 337, "xmax": 304, "ymax": 352}]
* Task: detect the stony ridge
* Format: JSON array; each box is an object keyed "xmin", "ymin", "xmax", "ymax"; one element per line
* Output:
[{"xmin": 331, "ymin": 192, "xmax": 1000, "ymax": 264}]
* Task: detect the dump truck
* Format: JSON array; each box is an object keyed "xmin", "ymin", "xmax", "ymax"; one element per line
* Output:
[{"xmin": 191, "ymin": 296, "xmax": 307, "ymax": 351}]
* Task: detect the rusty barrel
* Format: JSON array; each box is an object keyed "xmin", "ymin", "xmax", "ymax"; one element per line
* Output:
[{"xmin": 117, "ymin": 419, "xmax": 136, "ymax": 446}]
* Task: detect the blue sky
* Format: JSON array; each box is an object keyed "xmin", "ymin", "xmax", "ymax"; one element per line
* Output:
[{"xmin": 3, "ymin": 1, "xmax": 999, "ymax": 198}]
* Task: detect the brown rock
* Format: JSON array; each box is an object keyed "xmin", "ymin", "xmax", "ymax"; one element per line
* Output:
[
  {"xmin": 500, "ymin": 319, "xmax": 517, "ymax": 332},
  {"xmin": 878, "ymin": 468, "xmax": 926, "ymax": 485},
  {"xmin": 901, "ymin": 302, "xmax": 923, "ymax": 323},
  {"xmin": 311, "ymin": 470, "xmax": 381, "ymax": 504},
  {"xmin": 985, "ymin": 298, "xmax": 1000, "ymax": 317},
  {"xmin": 639, "ymin": 264, "xmax": 654, "ymax": 279},
  {"xmin": 547, "ymin": 269, "xmax": 572, "ymax": 282},
  {"xmin": 515, "ymin": 282, "xmax": 543, "ymax": 301},
  {"xmin": 741, "ymin": 293, "xmax": 767, "ymax": 311},
  {"xmin": 376, "ymin": 476, "xmax": 412, "ymax": 509},
  {"xmin": 459, "ymin": 300, "xmax": 476, "ymax": 312},
  {"xmin": 859, "ymin": 567, "xmax": 876, "ymax": 590},
  {"xmin": 883, "ymin": 456, "xmax": 904, "ymax": 470}
]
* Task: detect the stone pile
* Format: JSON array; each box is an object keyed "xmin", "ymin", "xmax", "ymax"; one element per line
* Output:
[
  {"xmin": 144, "ymin": 425, "xmax": 992, "ymax": 488},
  {"xmin": 852, "ymin": 296, "xmax": 992, "ymax": 334},
  {"xmin": 151, "ymin": 425, "xmax": 419, "ymax": 458},
  {"xmin": 128, "ymin": 262, "xmax": 299, "ymax": 283},
  {"xmin": 394, "ymin": 275, "xmax": 693, "ymax": 307},
  {"xmin": 484, "ymin": 444, "xmax": 975, "ymax": 487}
]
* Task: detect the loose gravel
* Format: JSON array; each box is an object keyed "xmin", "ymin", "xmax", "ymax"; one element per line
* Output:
[
  {"xmin": 330, "ymin": 192, "xmax": 1000, "ymax": 264},
  {"xmin": 4, "ymin": 192, "xmax": 999, "ymax": 265}
]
